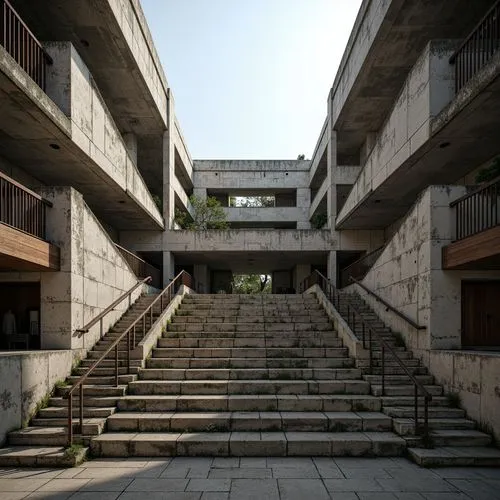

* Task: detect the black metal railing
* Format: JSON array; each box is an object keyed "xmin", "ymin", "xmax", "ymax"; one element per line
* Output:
[
  {"xmin": 450, "ymin": 1, "xmax": 500, "ymax": 92},
  {"xmin": 450, "ymin": 175, "xmax": 500, "ymax": 241},
  {"xmin": 115, "ymin": 243, "xmax": 162, "ymax": 289},
  {"xmin": 67, "ymin": 270, "xmax": 194, "ymax": 445},
  {"xmin": 0, "ymin": 0, "xmax": 53, "ymax": 90},
  {"xmin": 0, "ymin": 171, "xmax": 51, "ymax": 239},
  {"xmin": 301, "ymin": 270, "xmax": 432, "ymax": 441},
  {"xmin": 339, "ymin": 246, "xmax": 384, "ymax": 288}
]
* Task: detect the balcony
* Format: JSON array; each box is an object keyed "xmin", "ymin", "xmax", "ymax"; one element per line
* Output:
[
  {"xmin": 443, "ymin": 176, "xmax": 500, "ymax": 269},
  {"xmin": 0, "ymin": 172, "xmax": 59, "ymax": 271},
  {"xmin": 0, "ymin": 0, "xmax": 52, "ymax": 91}
]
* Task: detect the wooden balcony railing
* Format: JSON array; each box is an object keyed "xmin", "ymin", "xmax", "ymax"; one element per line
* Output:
[
  {"xmin": 0, "ymin": 171, "xmax": 51, "ymax": 239},
  {"xmin": 0, "ymin": 0, "xmax": 53, "ymax": 90},
  {"xmin": 115, "ymin": 243, "xmax": 162, "ymax": 289},
  {"xmin": 450, "ymin": 1, "xmax": 500, "ymax": 92},
  {"xmin": 450, "ymin": 176, "xmax": 500, "ymax": 241}
]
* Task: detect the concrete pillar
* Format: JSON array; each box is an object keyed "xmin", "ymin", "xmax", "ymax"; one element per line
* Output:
[
  {"xmin": 193, "ymin": 188, "xmax": 207, "ymax": 200},
  {"xmin": 162, "ymin": 251, "xmax": 175, "ymax": 287},
  {"xmin": 326, "ymin": 119, "xmax": 337, "ymax": 231},
  {"xmin": 294, "ymin": 264, "xmax": 311, "ymax": 292},
  {"xmin": 123, "ymin": 132, "xmax": 138, "ymax": 166},
  {"xmin": 296, "ymin": 188, "xmax": 311, "ymax": 229},
  {"xmin": 162, "ymin": 92, "xmax": 176, "ymax": 229},
  {"xmin": 327, "ymin": 251, "xmax": 337, "ymax": 287},
  {"xmin": 194, "ymin": 264, "xmax": 209, "ymax": 293}
]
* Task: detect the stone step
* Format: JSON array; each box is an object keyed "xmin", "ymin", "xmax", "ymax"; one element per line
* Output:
[
  {"xmin": 162, "ymin": 331, "xmax": 342, "ymax": 341},
  {"xmin": 79, "ymin": 359, "xmax": 142, "ymax": 368},
  {"xmin": 117, "ymin": 394, "xmax": 382, "ymax": 413},
  {"xmin": 157, "ymin": 337, "xmax": 343, "ymax": 349},
  {"xmin": 127, "ymin": 379, "xmax": 371, "ymax": 396},
  {"xmin": 146, "ymin": 357, "xmax": 353, "ymax": 369},
  {"xmin": 57, "ymin": 384, "xmax": 128, "ymax": 397},
  {"xmin": 90, "ymin": 431, "xmax": 406, "ymax": 457},
  {"xmin": 383, "ymin": 406, "xmax": 466, "ymax": 419},
  {"xmin": 371, "ymin": 385, "xmax": 443, "ymax": 397},
  {"xmin": 49, "ymin": 396, "xmax": 120, "ymax": 408},
  {"xmin": 31, "ymin": 418, "xmax": 106, "ymax": 435},
  {"xmin": 429, "ymin": 429, "xmax": 492, "ymax": 447},
  {"xmin": 87, "ymin": 350, "xmax": 133, "ymax": 360},
  {"xmin": 67, "ymin": 374, "xmax": 136, "ymax": 385},
  {"xmin": 393, "ymin": 418, "xmax": 476, "ymax": 435},
  {"xmin": 173, "ymin": 316, "xmax": 329, "ymax": 324},
  {"xmin": 107, "ymin": 411, "xmax": 392, "ymax": 433},
  {"xmin": 9, "ymin": 427, "xmax": 71, "ymax": 446},
  {"xmin": 357, "ymin": 358, "xmax": 421, "ymax": 368},
  {"xmin": 151, "ymin": 347, "xmax": 348, "ymax": 359},
  {"xmin": 38, "ymin": 406, "xmax": 116, "ymax": 419},
  {"xmin": 364, "ymin": 366, "xmax": 429, "ymax": 376},
  {"xmin": 167, "ymin": 323, "xmax": 334, "ymax": 333},
  {"xmin": 364, "ymin": 375, "xmax": 434, "ymax": 385},
  {"xmin": 71, "ymin": 367, "xmax": 136, "ymax": 377},
  {"xmin": 137, "ymin": 368, "xmax": 362, "ymax": 381},
  {"xmin": 408, "ymin": 446, "xmax": 500, "ymax": 467},
  {"xmin": 0, "ymin": 445, "xmax": 87, "ymax": 467},
  {"xmin": 381, "ymin": 396, "xmax": 449, "ymax": 407}
]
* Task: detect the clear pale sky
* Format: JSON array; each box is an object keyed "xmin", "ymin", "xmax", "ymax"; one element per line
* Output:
[{"xmin": 141, "ymin": 0, "xmax": 362, "ymax": 160}]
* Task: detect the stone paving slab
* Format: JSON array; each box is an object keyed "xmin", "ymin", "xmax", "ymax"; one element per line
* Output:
[{"xmin": 0, "ymin": 457, "xmax": 499, "ymax": 499}]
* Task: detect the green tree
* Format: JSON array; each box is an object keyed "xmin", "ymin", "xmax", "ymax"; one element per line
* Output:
[
  {"xmin": 175, "ymin": 195, "xmax": 228, "ymax": 230},
  {"xmin": 232, "ymin": 274, "xmax": 271, "ymax": 294},
  {"xmin": 229, "ymin": 196, "xmax": 275, "ymax": 208},
  {"xmin": 297, "ymin": 154, "xmax": 305, "ymax": 160}
]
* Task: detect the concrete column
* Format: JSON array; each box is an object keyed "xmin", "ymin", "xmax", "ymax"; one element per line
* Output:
[
  {"xmin": 123, "ymin": 132, "xmax": 138, "ymax": 166},
  {"xmin": 294, "ymin": 264, "xmax": 311, "ymax": 292},
  {"xmin": 162, "ymin": 92, "xmax": 176, "ymax": 229},
  {"xmin": 194, "ymin": 264, "xmax": 208, "ymax": 293},
  {"xmin": 162, "ymin": 251, "xmax": 175, "ymax": 287},
  {"xmin": 327, "ymin": 251, "xmax": 337, "ymax": 287},
  {"xmin": 326, "ymin": 122, "xmax": 337, "ymax": 231},
  {"xmin": 296, "ymin": 188, "xmax": 311, "ymax": 229}
]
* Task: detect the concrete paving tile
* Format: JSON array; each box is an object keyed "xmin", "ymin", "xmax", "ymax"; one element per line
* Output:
[
  {"xmin": 0, "ymin": 478, "xmax": 51, "ymax": 492},
  {"xmin": 0, "ymin": 494, "xmax": 26, "ymax": 500},
  {"xmin": 186, "ymin": 468, "xmax": 211, "ymax": 479},
  {"xmin": 312, "ymin": 457, "xmax": 344, "ymax": 478},
  {"xmin": 271, "ymin": 465, "xmax": 319, "ymax": 478},
  {"xmin": 209, "ymin": 468, "xmax": 272, "ymax": 479},
  {"xmin": 324, "ymin": 478, "xmax": 384, "ymax": 492},
  {"xmin": 212, "ymin": 458, "xmax": 240, "ymax": 468},
  {"xmin": 186, "ymin": 479, "xmax": 231, "ymax": 492},
  {"xmin": 420, "ymin": 494, "xmax": 473, "ymax": 500},
  {"xmin": 229, "ymin": 479, "xmax": 279, "ymax": 500},
  {"xmin": 35, "ymin": 479, "xmax": 91, "ymax": 492},
  {"xmin": 82, "ymin": 459, "xmax": 150, "ymax": 468},
  {"xmin": 66, "ymin": 493, "xmax": 120, "ymax": 500},
  {"xmin": 124, "ymin": 478, "xmax": 189, "ymax": 491},
  {"xmin": 475, "ymin": 469, "xmax": 500, "ymax": 479},
  {"xmin": 342, "ymin": 468, "xmax": 392, "ymax": 479},
  {"xmin": 356, "ymin": 494, "xmax": 399, "ymax": 500},
  {"xmin": 392, "ymin": 495, "xmax": 425, "ymax": 500},
  {"xmin": 200, "ymin": 493, "xmax": 229, "ymax": 500},
  {"xmin": 56, "ymin": 469, "xmax": 86, "ymax": 479},
  {"xmin": 335, "ymin": 458, "xmax": 398, "ymax": 469},
  {"xmin": 377, "ymin": 478, "xmax": 459, "ymax": 493},
  {"xmin": 70, "ymin": 468, "xmax": 142, "ymax": 479},
  {"xmin": 24, "ymin": 493, "xmax": 72, "ymax": 500},
  {"xmin": 119, "ymin": 494, "xmax": 201, "ymax": 500},
  {"xmin": 278, "ymin": 479, "xmax": 330, "ymax": 500},
  {"xmin": 239, "ymin": 458, "xmax": 267, "ymax": 468},
  {"xmin": 429, "ymin": 467, "xmax": 487, "ymax": 479},
  {"xmin": 78, "ymin": 477, "xmax": 134, "ymax": 491},
  {"xmin": 446, "ymin": 479, "xmax": 500, "ymax": 499},
  {"xmin": 266, "ymin": 457, "xmax": 313, "ymax": 468},
  {"xmin": 159, "ymin": 466, "xmax": 189, "ymax": 478},
  {"xmin": 0, "ymin": 468, "xmax": 62, "ymax": 479},
  {"xmin": 384, "ymin": 469, "xmax": 440, "ymax": 481}
]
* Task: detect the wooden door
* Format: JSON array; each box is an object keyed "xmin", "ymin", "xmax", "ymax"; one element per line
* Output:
[{"xmin": 462, "ymin": 281, "xmax": 500, "ymax": 348}]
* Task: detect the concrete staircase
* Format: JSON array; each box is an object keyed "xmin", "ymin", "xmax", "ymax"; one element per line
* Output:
[
  {"xmin": 0, "ymin": 293, "xmax": 159, "ymax": 467},
  {"xmin": 338, "ymin": 290, "xmax": 500, "ymax": 467},
  {"xmin": 90, "ymin": 294, "xmax": 406, "ymax": 457}
]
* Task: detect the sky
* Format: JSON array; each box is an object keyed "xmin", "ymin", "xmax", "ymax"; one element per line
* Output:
[{"xmin": 141, "ymin": 0, "xmax": 363, "ymax": 160}]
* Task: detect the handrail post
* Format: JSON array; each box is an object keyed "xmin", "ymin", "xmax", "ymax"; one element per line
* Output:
[
  {"xmin": 424, "ymin": 395, "xmax": 430, "ymax": 444},
  {"xmin": 414, "ymin": 384, "xmax": 419, "ymax": 435},
  {"xmin": 369, "ymin": 327, "xmax": 373, "ymax": 374},
  {"xmin": 362, "ymin": 322, "xmax": 366, "ymax": 349},
  {"xmin": 381, "ymin": 345, "xmax": 385, "ymax": 396},
  {"xmin": 79, "ymin": 385, "xmax": 84, "ymax": 434},
  {"xmin": 100, "ymin": 318, "xmax": 103, "ymax": 339},
  {"xmin": 68, "ymin": 396, "xmax": 73, "ymax": 446},
  {"xmin": 127, "ymin": 329, "xmax": 131, "ymax": 373},
  {"xmin": 114, "ymin": 344, "xmax": 118, "ymax": 387}
]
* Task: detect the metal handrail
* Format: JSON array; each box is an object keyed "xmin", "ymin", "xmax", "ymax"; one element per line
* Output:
[
  {"xmin": 339, "ymin": 246, "xmax": 384, "ymax": 287},
  {"xmin": 114, "ymin": 243, "xmax": 162, "ymax": 288},
  {"xmin": 302, "ymin": 270, "xmax": 432, "ymax": 441},
  {"xmin": 65, "ymin": 270, "xmax": 194, "ymax": 445},
  {"xmin": 75, "ymin": 276, "xmax": 152, "ymax": 338},
  {"xmin": 349, "ymin": 277, "xmax": 426, "ymax": 330},
  {"xmin": 449, "ymin": 174, "xmax": 500, "ymax": 207}
]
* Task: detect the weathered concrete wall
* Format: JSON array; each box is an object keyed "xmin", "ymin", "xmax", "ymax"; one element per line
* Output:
[
  {"xmin": 44, "ymin": 42, "xmax": 162, "ymax": 227},
  {"xmin": 0, "ymin": 156, "xmax": 42, "ymax": 191},
  {"xmin": 223, "ymin": 207, "xmax": 308, "ymax": 225},
  {"xmin": 360, "ymin": 185, "xmax": 500, "ymax": 350},
  {"xmin": 0, "ymin": 350, "xmax": 73, "ymax": 446},
  {"xmin": 338, "ymin": 41, "xmax": 456, "ymax": 224}
]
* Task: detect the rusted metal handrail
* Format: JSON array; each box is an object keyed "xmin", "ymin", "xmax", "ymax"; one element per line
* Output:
[
  {"xmin": 114, "ymin": 243, "xmax": 162, "ymax": 289},
  {"xmin": 449, "ymin": 175, "xmax": 500, "ymax": 241},
  {"xmin": 0, "ymin": 0, "xmax": 53, "ymax": 90},
  {"xmin": 349, "ymin": 277, "xmax": 426, "ymax": 331},
  {"xmin": 0, "ymin": 171, "xmax": 52, "ymax": 239},
  {"xmin": 449, "ymin": 0, "xmax": 500, "ymax": 92},
  {"xmin": 76, "ymin": 276, "xmax": 152, "ymax": 338},
  {"xmin": 301, "ymin": 270, "xmax": 432, "ymax": 441},
  {"xmin": 66, "ymin": 270, "xmax": 194, "ymax": 445}
]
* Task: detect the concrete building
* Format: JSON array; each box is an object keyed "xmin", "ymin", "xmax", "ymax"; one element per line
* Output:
[{"xmin": 0, "ymin": 0, "xmax": 499, "ymax": 466}]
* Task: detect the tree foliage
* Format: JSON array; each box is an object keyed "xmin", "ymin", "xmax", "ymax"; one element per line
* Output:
[
  {"xmin": 475, "ymin": 157, "xmax": 500, "ymax": 183},
  {"xmin": 175, "ymin": 195, "xmax": 228, "ymax": 230},
  {"xmin": 232, "ymin": 274, "xmax": 271, "ymax": 294},
  {"xmin": 229, "ymin": 196, "xmax": 275, "ymax": 208}
]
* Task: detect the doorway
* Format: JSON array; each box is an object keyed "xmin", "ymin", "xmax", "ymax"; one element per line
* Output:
[{"xmin": 462, "ymin": 281, "xmax": 500, "ymax": 349}]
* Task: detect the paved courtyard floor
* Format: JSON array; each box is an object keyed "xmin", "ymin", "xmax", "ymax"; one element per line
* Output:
[{"xmin": 0, "ymin": 457, "xmax": 499, "ymax": 500}]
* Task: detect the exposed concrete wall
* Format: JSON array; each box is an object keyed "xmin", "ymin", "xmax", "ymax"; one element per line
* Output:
[
  {"xmin": 360, "ymin": 185, "xmax": 500, "ymax": 350},
  {"xmin": 44, "ymin": 42, "xmax": 162, "ymax": 228},
  {"xmin": 337, "ymin": 41, "xmax": 456, "ymax": 225},
  {"xmin": 223, "ymin": 207, "xmax": 308, "ymax": 225},
  {"xmin": 0, "ymin": 156, "xmax": 43, "ymax": 191},
  {"xmin": 0, "ymin": 187, "xmax": 142, "ymax": 353},
  {"xmin": 0, "ymin": 350, "xmax": 73, "ymax": 446}
]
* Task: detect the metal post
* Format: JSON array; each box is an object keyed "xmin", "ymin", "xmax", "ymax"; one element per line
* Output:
[
  {"xmin": 68, "ymin": 394, "xmax": 73, "ymax": 446},
  {"xmin": 424, "ymin": 396, "xmax": 429, "ymax": 443},
  {"xmin": 127, "ymin": 329, "xmax": 131, "ymax": 373},
  {"xmin": 414, "ymin": 384, "xmax": 419, "ymax": 435},
  {"xmin": 79, "ymin": 385, "xmax": 84, "ymax": 434},
  {"xmin": 100, "ymin": 318, "xmax": 103, "ymax": 339},
  {"xmin": 115, "ymin": 344, "xmax": 119, "ymax": 387},
  {"xmin": 381, "ymin": 345, "xmax": 385, "ymax": 396},
  {"xmin": 369, "ymin": 327, "xmax": 373, "ymax": 374},
  {"xmin": 362, "ymin": 323, "xmax": 366, "ymax": 349}
]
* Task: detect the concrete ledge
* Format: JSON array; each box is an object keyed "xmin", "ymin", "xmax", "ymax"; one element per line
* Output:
[
  {"xmin": 133, "ymin": 285, "xmax": 194, "ymax": 360},
  {"xmin": 305, "ymin": 284, "xmax": 368, "ymax": 360}
]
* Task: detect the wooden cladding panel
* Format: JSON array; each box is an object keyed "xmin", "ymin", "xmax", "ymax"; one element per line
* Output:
[
  {"xmin": 443, "ymin": 225, "xmax": 500, "ymax": 270},
  {"xmin": 0, "ymin": 223, "xmax": 59, "ymax": 271}
]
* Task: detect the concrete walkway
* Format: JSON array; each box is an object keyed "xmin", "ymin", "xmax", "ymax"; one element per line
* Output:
[{"xmin": 0, "ymin": 457, "xmax": 499, "ymax": 499}]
